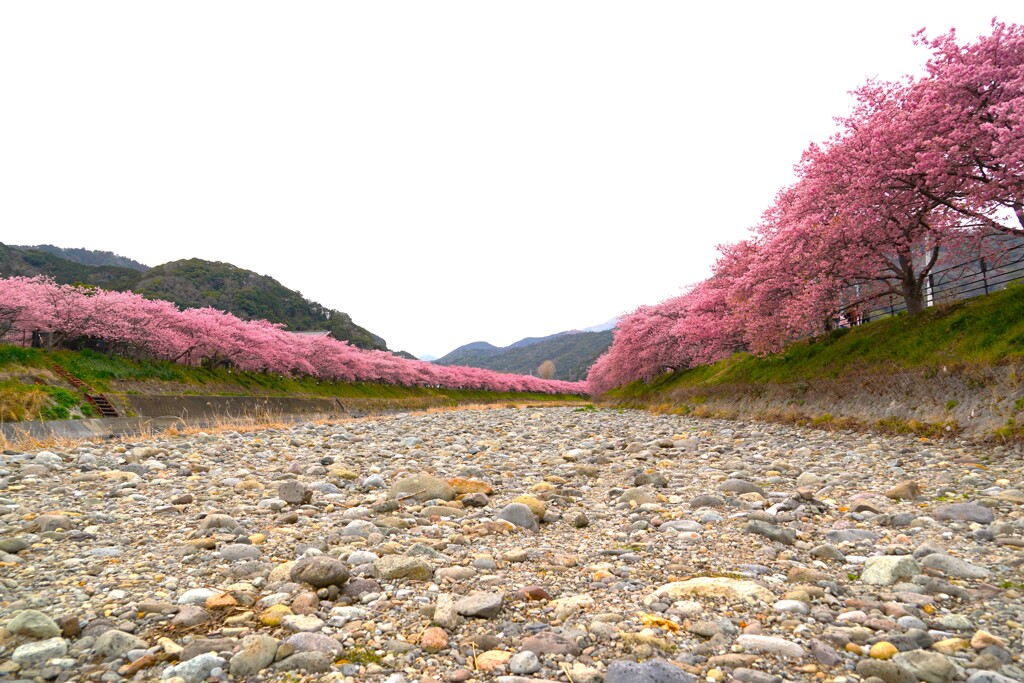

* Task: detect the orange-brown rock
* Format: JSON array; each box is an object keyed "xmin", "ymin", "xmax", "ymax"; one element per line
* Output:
[{"xmin": 448, "ymin": 478, "xmax": 493, "ymax": 495}]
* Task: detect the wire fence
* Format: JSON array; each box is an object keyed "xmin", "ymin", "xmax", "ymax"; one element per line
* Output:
[
  {"xmin": 0, "ymin": 328, "xmax": 41, "ymax": 347},
  {"xmin": 0, "ymin": 328, "xmax": 108, "ymax": 351},
  {"xmin": 839, "ymin": 241, "xmax": 1024, "ymax": 324}
]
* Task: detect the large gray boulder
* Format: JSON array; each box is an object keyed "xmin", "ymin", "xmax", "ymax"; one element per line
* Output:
[{"xmin": 388, "ymin": 474, "xmax": 456, "ymax": 502}]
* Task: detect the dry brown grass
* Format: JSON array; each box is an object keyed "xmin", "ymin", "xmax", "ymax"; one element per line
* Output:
[
  {"xmin": 752, "ymin": 407, "xmax": 810, "ymax": 426},
  {"xmin": 689, "ymin": 403, "xmax": 739, "ymax": 420},
  {"xmin": 0, "ymin": 387, "xmax": 47, "ymax": 422},
  {"xmin": 0, "ymin": 427, "xmax": 85, "ymax": 453},
  {"xmin": 0, "ymin": 364, "xmax": 59, "ymax": 384}
]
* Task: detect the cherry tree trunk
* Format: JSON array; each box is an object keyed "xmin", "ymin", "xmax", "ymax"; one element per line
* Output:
[{"xmin": 901, "ymin": 278, "xmax": 927, "ymax": 316}]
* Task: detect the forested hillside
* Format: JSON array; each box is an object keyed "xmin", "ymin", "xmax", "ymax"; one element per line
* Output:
[
  {"xmin": 13, "ymin": 244, "xmax": 149, "ymax": 271},
  {"xmin": 0, "ymin": 243, "xmax": 142, "ymax": 290},
  {"xmin": 132, "ymin": 259, "xmax": 386, "ymax": 350}
]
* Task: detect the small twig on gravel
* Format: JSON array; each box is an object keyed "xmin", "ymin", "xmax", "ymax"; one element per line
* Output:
[
  {"xmin": 396, "ymin": 489, "xmax": 426, "ymax": 503},
  {"xmin": 561, "ymin": 662, "xmax": 576, "ymax": 683}
]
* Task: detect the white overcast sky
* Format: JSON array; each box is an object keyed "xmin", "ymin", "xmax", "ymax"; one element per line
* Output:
[{"xmin": 2, "ymin": 2, "xmax": 1021, "ymax": 358}]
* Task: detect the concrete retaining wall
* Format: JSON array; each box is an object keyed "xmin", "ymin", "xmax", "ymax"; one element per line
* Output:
[
  {"xmin": 610, "ymin": 365, "xmax": 1024, "ymax": 440},
  {"xmin": 1, "ymin": 417, "xmax": 189, "ymax": 442}
]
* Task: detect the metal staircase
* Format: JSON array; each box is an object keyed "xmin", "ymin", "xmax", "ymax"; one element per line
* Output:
[{"xmin": 50, "ymin": 364, "xmax": 119, "ymax": 417}]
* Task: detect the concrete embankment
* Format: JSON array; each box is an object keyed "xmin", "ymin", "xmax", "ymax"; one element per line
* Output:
[
  {"xmin": 2, "ymin": 394, "xmax": 421, "ymax": 441},
  {"xmin": 606, "ymin": 365, "xmax": 1024, "ymax": 440},
  {"xmin": 1, "ymin": 416, "xmax": 189, "ymax": 442}
]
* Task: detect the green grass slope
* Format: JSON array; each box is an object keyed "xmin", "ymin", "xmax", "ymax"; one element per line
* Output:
[
  {"xmin": 0, "ymin": 346, "xmax": 583, "ymax": 423},
  {"xmin": 604, "ymin": 283, "xmax": 1024, "ymax": 440}
]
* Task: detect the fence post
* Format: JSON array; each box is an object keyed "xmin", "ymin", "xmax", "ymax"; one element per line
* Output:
[
  {"xmin": 980, "ymin": 257, "xmax": 989, "ymax": 294},
  {"xmin": 927, "ymin": 274, "xmax": 935, "ymax": 307}
]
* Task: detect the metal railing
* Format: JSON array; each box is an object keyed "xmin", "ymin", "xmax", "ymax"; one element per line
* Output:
[
  {"xmin": 0, "ymin": 328, "xmax": 44, "ymax": 347},
  {"xmin": 838, "ymin": 241, "xmax": 1024, "ymax": 324}
]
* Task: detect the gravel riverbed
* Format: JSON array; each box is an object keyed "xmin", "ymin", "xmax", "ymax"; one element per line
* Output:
[{"xmin": 1, "ymin": 406, "xmax": 1022, "ymax": 683}]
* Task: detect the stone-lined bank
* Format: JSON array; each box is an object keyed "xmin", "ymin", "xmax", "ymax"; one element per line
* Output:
[{"xmin": 0, "ymin": 407, "xmax": 1022, "ymax": 683}]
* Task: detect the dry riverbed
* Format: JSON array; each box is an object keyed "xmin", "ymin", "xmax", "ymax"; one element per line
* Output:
[{"xmin": 1, "ymin": 406, "xmax": 1022, "ymax": 683}]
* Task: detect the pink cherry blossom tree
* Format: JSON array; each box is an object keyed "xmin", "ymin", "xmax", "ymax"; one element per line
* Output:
[
  {"xmin": 904, "ymin": 21, "xmax": 1024, "ymax": 235},
  {"xmin": 589, "ymin": 21, "xmax": 1023, "ymax": 391},
  {"xmin": 0, "ymin": 276, "xmax": 587, "ymax": 395}
]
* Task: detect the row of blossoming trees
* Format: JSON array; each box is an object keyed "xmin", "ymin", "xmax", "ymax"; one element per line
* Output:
[
  {"xmin": 589, "ymin": 21, "xmax": 1024, "ymax": 394},
  {"xmin": 0, "ymin": 276, "xmax": 586, "ymax": 394}
]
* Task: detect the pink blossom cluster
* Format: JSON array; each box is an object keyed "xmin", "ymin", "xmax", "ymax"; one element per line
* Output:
[
  {"xmin": 589, "ymin": 21, "xmax": 1024, "ymax": 394},
  {"xmin": 0, "ymin": 276, "xmax": 586, "ymax": 395}
]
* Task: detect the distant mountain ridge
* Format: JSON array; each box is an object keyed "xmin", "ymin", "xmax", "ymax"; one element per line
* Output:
[
  {"xmin": 507, "ymin": 333, "xmax": 564, "ymax": 349},
  {"xmin": 13, "ymin": 244, "xmax": 150, "ymax": 271},
  {"xmin": 451, "ymin": 341, "xmax": 500, "ymax": 354},
  {"xmin": 0, "ymin": 243, "xmax": 388, "ymax": 351},
  {"xmin": 0, "ymin": 243, "xmax": 144, "ymax": 291},
  {"xmin": 582, "ymin": 318, "xmax": 618, "ymax": 333},
  {"xmin": 434, "ymin": 328, "xmax": 614, "ymax": 381}
]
